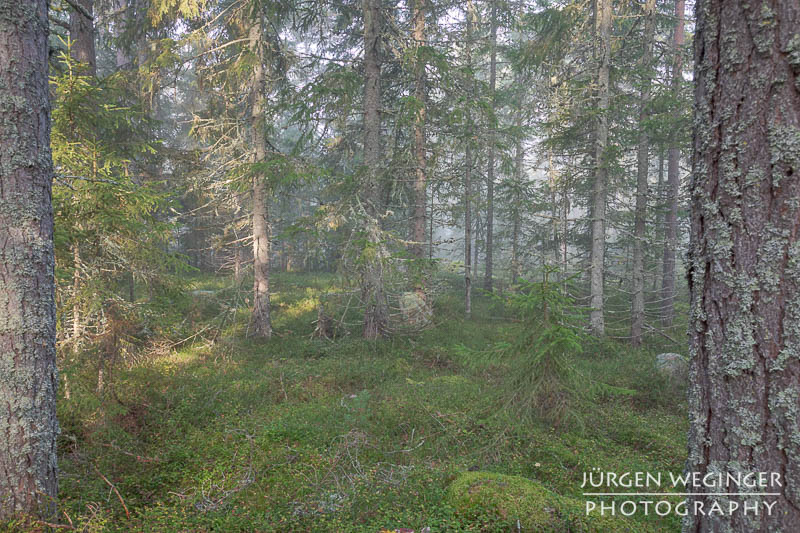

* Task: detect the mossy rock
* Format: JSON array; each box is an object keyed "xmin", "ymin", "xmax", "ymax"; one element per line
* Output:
[{"xmin": 447, "ymin": 471, "xmax": 646, "ymax": 532}]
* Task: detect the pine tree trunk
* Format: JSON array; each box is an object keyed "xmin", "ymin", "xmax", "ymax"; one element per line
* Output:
[
  {"xmin": 548, "ymin": 151, "xmax": 558, "ymax": 267},
  {"xmin": 234, "ymin": 245, "xmax": 242, "ymax": 283},
  {"xmin": 652, "ymin": 150, "xmax": 665, "ymax": 293},
  {"xmin": 463, "ymin": 1, "xmax": 475, "ymax": 317},
  {"xmin": 465, "ymin": 145, "xmax": 472, "ymax": 316},
  {"xmin": 69, "ymin": 0, "xmax": 96, "ymax": 344},
  {"xmin": 660, "ymin": 0, "xmax": 685, "ymax": 327},
  {"xmin": 473, "ymin": 213, "xmax": 481, "ymax": 279},
  {"xmin": 483, "ymin": 0, "xmax": 497, "ymax": 293},
  {"xmin": 511, "ymin": 108, "xmax": 524, "ymax": 284},
  {"xmin": 361, "ymin": 0, "xmax": 388, "ymax": 339},
  {"xmin": 0, "ymin": 0, "xmax": 59, "ymax": 517},
  {"xmin": 589, "ymin": 0, "xmax": 611, "ymax": 336},
  {"xmin": 249, "ymin": 18, "xmax": 272, "ymax": 339},
  {"xmin": 686, "ymin": 1, "xmax": 800, "ymax": 530},
  {"xmin": 630, "ymin": 0, "xmax": 656, "ymax": 347},
  {"xmin": 411, "ymin": 0, "xmax": 427, "ymax": 263},
  {"xmin": 69, "ymin": 0, "xmax": 96, "ymax": 75},
  {"xmin": 72, "ymin": 245, "xmax": 82, "ymax": 343},
  {"xmin": 561, "ymin": 178, "xmax": 568, "ymax": 288}
]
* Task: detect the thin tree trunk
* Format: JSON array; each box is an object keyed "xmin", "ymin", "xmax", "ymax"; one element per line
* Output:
[
  {"xmin": 473, "ymin": 213, "xmax": 481, "ymax": 279},
  {"xmin": 630, "ymin": 0, "xmax": 656, "ymax": 346},
  {"xmin": 362, "ymin": 0, "xmax": 388, "ymax": 339},
  {"xmin": 249, "ymin": 18, "xmax": 272, "ymax": 339},
  {"xmin": 512, "ymin": 145, "xmax": 525, "ymax": 282},
  {"xmin": 561, "ymin": 177, "xmax": 568, "ymax": 289},
  {"xmin": 651, "ymin": 149, "xmax": 665, "ymax": 292},
  {"xmin": 69, "ymin": 0, "xmax": 96, "ymax": 344},
  {"xmin": 483, "ymin": 0, "xmax": 497, "ymax": 293},
  {"xmin": 589, "ymin": 0, "xmax": 612, "ymax": 336},
  {"xmin": 429, "ymin": 191, "xmax": 434, "ymax": 260},
  {"xmin": 510, "ymin": 65, "xmax": 524, "ymax": 285},
  {"xmin": 463, "ymin": 0, "xmax": 475, "ymax": 317},
  {"xmin": 73, "ymin": 245, "xmax": 82, "ymax": 343},
  {"xmin": 510, "ymin": 183, "xmax": 521, "ymax": 284},
  {"xmin": 69, "ymin": 0, "xmax": 96, "ymax": 75},
  {"xmin": 686, "ymin": 1, "xmax": 800, "ymax": 530},
  {"xmin": 411, "ymin": 0, "xmax": 427, "ymax": 263},
  {"xmin": 0, "ymin": 0, "xmax": 59, "ymax": 517},
  {"xmin": 548, "ymin": 150, "xmax": 558, "ymax": 267},
  {"xmin": 234, "ymin": 245, "xmax": 242, "ymax": 283},
  {"xmin": 660, "ymin": 0, "xmax": 685, "ymax": 327}
]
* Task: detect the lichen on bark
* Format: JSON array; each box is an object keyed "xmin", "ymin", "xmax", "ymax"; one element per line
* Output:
[
  {"xmin": 687, "ymin": 0, "xmax": 800, "ymax": 530},
  {"xmin": 0, "ymin": 0, "xmax": 58, "ymax": 519}
]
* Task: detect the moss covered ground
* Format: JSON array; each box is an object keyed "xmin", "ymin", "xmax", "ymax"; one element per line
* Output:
[{"xmin": 11, "ymin": 273, "xmax": 688, "ymax": 532}]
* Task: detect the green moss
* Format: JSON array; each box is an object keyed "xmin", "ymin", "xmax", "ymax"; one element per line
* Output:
[{"xmin": 446, "ymin": 471, "xmax": 644, "ymax": 532}]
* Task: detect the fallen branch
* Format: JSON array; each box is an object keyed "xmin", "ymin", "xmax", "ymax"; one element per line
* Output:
[
  {"xmin": 94, "ymin": 465, "xmax": 130, "ymax": 519},
  {"xmin": 35, "ymin": 520, "xmax": 74, "ymax": 530},
  {"xmin": 101, "ymin": 442, "xmax": 159, "ymax": 463}
]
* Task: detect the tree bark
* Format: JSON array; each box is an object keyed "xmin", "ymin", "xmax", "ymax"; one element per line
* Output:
[
  {"xmin": 589, "ymin": 0, "xmax": 612, "ymax": 336},
  {"xmin": 686, "ymin": 1, "xmax": 800, "ymax": 531},
  {"xmin": 652, "ymin": 149, "xmax": 665, "ymax": 292},
  {"xmin": 473, "ymin": 212, "xmax": 481, "ymax": 279},
  {"xmin": 511, "ymin": 108, "xmax": 524, "ymax": 285},
  {"xmin": 361, "ymin": 0, "xmax": 388, "ymax": 339},
  {"xmin": 464, "ymin": 0, "xmax": 476, "ymax": 317},
  {"xmin": 72, "ymin": 245, "xmax": 82, "ymax": 343},
  {"xmin": 249, "ymin": 18, "xmax": 272, "ymax": 339},
  {"xmin": 561, "ymin": 173, "xmax": 568, "ymax": 289},
  {"xmin": 483, "ymin": 0, "xmax": 497, "ymax": 293},
  {"xmin": 630, "ymin": 0, "xmax": 656, "ymax": 346},
  {"xmin": 69, "ymin": 0, "xmax": 96, "ymax": 76},
  {"xmin": 234, "ymin": 245, "xmax": 242, "ymax": 283},
  {"xmin": 411, "ymin": 0, "xmax": 427, "ymax": 263},
  {"xmin": 660, "ymin": 0, "xmax": 685, "ymax": 327},
  {"xmin": 0, "ymin": 0, "xmax": 59, "ymax": 518}
]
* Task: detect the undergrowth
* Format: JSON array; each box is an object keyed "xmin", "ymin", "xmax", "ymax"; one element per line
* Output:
[{"xmin": 11, "ymin": 272, "xmax": 687, "ymax": 532}]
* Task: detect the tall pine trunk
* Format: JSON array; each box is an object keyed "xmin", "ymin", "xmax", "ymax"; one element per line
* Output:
[
  {"xmin": 249, "ymin": 17, "xmax": 272, "ymax": 338},
  {"xmin": 511, "ymin": 118, "xmax": 523, "ymax": 285},
  {"xmin": 511, "ymin": 71, "xmax": 524, "ymax": 285},
  {"xmin": 686, "ymin": 1, "xmax": 800, "ymax": 530},
  {"xmin": 660, "ymin": 0, "xmax": 685, "ymax": 327},
  {"xmin": 72, "ymin": 245, "xmax": 82, "ymax": 343},
  {"xmin": 483, "ymin": 0, "xmax": 497, "ymax": 293},
  {"xmin": 630, "ymin": 0, "xmax": 656, "ymax": 346},
  {"xmin": 0, "ymin": 0, "xmax": 59, "ymax": 517},
  {"xmin": 69, "ymin": 0, "xmax": 95, "ymax": 346},
  {"xmin": 361, "ymin": 0, "xmax": 388, "ymax": 338},
  {"xmin": 589, "ymin": 0, "xmax": 612, "ymax": 336},
  {"xmin": 651, "ymin": 150, "xmax": 665, "ymax": 292},
  {"xmin": 463, "ymin": 1, "xmax": 476, "ymax": 317},
  {"xmin": 411, "ymin": 0, "xmax": 427, "ymax": 263}
]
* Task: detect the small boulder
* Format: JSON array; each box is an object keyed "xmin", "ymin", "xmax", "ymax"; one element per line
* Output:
[
  {"xmin": 446, "ymin": 471, "xmax": 642, "ymax": 532},
  {"xmin": 398, "ymin": 291, "xmax": 432, "ymax": 328},
  {"xmin": 656, "ymin": 353, "xmax": 688, "ymax": 380}
]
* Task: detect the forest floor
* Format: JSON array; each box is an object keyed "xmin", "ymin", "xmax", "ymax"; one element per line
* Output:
[{"xmin": 37, "ymin": 273, "xmax": 687, "ymax": 532}]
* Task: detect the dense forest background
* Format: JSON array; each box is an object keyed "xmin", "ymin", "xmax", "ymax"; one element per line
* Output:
[
  {"xmin": 6, "ymin": 0, "xmax": 703, "ymax": 530},
  {"xmin": 49, "ymin": 0, "xmax": 692, "ymax": 348}
]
